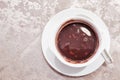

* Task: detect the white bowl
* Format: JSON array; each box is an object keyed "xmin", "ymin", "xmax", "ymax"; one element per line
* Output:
[{"xmin": 48, "ymin": 8, "xmax": 105, "ymax": 68}]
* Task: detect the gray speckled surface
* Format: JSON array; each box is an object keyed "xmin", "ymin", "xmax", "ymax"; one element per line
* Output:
[{"xmin": 0, "ymin": 0, "xmax": 120, "ymax": 80}]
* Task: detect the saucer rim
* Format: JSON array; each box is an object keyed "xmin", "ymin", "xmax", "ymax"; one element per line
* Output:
[{"xmin": 41, "ymin": 8, "xmax": 110, "ymax": 77}]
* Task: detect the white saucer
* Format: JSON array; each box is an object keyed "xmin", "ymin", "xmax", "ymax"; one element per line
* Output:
[{"xmin": 41, "ymin": 8, "xmax": 110, "ymax": 77}]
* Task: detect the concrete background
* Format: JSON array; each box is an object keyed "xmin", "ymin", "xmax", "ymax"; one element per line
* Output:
[{"xmin": 0, "ymin": 0, "xmax": 120, "ymax": 80}]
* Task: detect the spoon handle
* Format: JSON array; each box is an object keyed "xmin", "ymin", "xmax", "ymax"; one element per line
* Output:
[{"xmin": 102, "ymin": 49, "xmax": 113, "ymax": 64}]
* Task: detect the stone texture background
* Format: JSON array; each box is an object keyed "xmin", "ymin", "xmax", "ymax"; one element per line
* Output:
[{"xmin": 0, "ymin": 0, "xmax": 120, "ymax": 80}]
